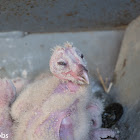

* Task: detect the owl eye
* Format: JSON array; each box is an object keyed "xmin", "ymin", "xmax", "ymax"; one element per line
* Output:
[
  {"xmin": 57, "ymin": 61, "xmax": 67, "ymax": 66},
  {"xmin": 81, "ymin": 54, "xmax": 84, "ymax": 59}
]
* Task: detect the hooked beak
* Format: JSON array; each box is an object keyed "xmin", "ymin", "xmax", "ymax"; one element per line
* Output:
[
  {"xmin": 79, "ymin": 70, "xmax": 89, "ymax": 84},
  {"xmin": 82, "ymin": 70, "xmax": 89, "ymax": 84},
  {"xmin": 77, "ymin": 65, "xmax": 89, "ymax": 84}
]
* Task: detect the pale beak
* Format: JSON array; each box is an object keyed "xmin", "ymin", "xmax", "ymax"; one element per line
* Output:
[
  {"xmin": 78, "ymin": 69, "xmax": 89, "ymax": 84},
  {"xmin": 81, "ymin": 70, "xmax": 90, "ymax": 84},
  {"xmin": 76, "ymin": 64, "xmax": 89, "ymax": 84}
]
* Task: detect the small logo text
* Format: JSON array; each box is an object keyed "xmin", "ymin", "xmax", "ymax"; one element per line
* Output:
[{"xmin": 0, "ymin": 132, "xmax": 8, "ymax": 139}]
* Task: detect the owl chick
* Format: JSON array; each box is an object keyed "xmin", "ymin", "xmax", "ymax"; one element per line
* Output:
[{"xmin": 10, "ymin": 42, "xmax": 118, "ymax": 140}]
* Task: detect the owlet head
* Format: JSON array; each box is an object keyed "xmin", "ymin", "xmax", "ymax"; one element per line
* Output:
[{"xmin": 49, "ymin": 42, "xmax": 89, "ymax": 85}]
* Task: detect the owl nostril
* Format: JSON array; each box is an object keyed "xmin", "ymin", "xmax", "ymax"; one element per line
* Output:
[
  {"xmin": 83, "ymin": 67, "xmax": 88, "ymax": 72},
  {"xmin": 77, "ymin": 64, "xmax": 88, "ymax": 73}
]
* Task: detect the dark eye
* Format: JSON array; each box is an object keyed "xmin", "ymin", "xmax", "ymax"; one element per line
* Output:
[
  {"xmin": 57, "ymin": 61, "xmax": 67, "ymax": 66},
  {"xmin": 81, "ymin": 54, "xmax": 84, "ymax": 59}
]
